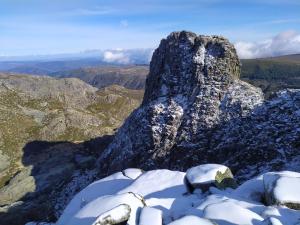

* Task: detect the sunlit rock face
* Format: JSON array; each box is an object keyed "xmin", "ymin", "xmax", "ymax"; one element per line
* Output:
[{"xmin": 98, "ymin": 31, "xmax": 300, "ymax": 179}]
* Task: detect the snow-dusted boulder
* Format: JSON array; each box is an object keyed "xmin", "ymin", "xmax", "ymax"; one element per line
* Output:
[
  {"xmin": 51, "ymin": 167, "xmax": 300, "ymax": 225},
  {"xmin": 139, "ymin": 207, "xmax": 162, "ymax": 225},
  {"xmin": 57, "ymin": 172, "xmax": 133, "ymax": 225},
  {"xmin": 168, "ymin": 215, "xmax": 216, "ymax": 225},
  {"xmin": 186, "ymin": 164, "xmax": 235, "ymax": 191},
  {"xmin": 146, "ymin": 194, "xmax": 202, "ymax": 223},
  {"xmin": 263, "ymin": 171, "xmax": 300, "ymax": 209},
  {"xmin": 92, "ymin": 204, "xmax": 131, "ymax": 225},
  {"xmin": 62, "ymin": 192, "xmax": 144, "ymax": 225},
  {"xmin": 118, "ymin": 169, "xmax": 187, "ymax": 198},
  {"xmin": 203, "ymin": 201, "xmax": 264, "ymax": 225}
]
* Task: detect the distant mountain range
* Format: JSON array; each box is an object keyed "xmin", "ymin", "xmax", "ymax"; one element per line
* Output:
[
  {"xmin": 53, "ymin": 66, "xmax": 148, "ymax": 89},
  {"xmin": 0, "ymin": 48, "xmax": 153, "ymax": 74},
  {"xmin": 0, "ymin": 53, "xmax": 299, "ymax": 98}
]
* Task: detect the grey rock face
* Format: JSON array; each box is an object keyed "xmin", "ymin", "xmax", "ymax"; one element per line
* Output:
[
  {"xmin": 99, "ymin": 31, "xmax": 300, "ymax": 180},
  {"xmin": 211, "ymin": 89, "xmax": 300, "ymax": 180},
  {"xmin": 98, "ymin": 31, "xmax": 264, "ymax": 176}
]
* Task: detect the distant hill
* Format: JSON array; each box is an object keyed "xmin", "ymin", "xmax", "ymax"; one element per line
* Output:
[
  {"xmin": 0, "ymin": 58, "xmax": 107, "ymax": 75},
  {"xmin": 0, "ymin": 54, "xmax": 300, "ymax": 98},
  {"xmin": 241, "ymin": 54, "xmax": 300, "ymax": 98},
  {"xmin": 0, "ymin": 73, "xmax": 143, "ymax": 224},
  {"xmin": 54, "ymin": 65, "xmax": 149, "ymax": 89}
]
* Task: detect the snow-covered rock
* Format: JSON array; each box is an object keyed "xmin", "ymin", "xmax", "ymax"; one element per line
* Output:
[
  {"xmin": 49, "ymin": 166, "xmax": 300, "ymax": 225},
  {"xmin": 139, "ymin": 207, "xmax": 162, "ymax": 225},
  {"xmin": 168, "ymin": 216, "xmax": 215, "ymax": 225},
  {"xmin": 91, "ymin": 204, "xmax": 131, "ymax": 225},
  {"xmin": 56, "ymin": 172, "xmax": 133, "ymax": 225},
  {"xmin": 98, "ymin": 31, "xmax": 264, "ymax": 178},
  {"xmin": 263, "ymin": 171, "xmax": 300, "ymax": 209},
  {"xmin": 118, "ymin": 169, "xmax": 187, "ymax": 198},
  {"xmin": 186, "ymin": 164, "xmax": 235, "ymax": 191},
  {"xmin": 203, "ymin": 201, "xmax": 264, "ymax": 224},
  {"xmin": 63, "ymin": 193, "xmax": 144, "ymax": 225}
]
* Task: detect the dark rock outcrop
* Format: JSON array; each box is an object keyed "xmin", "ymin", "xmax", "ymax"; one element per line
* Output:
[
  {"xmin": 98, "ymin": 31, "xmax": 300, "ymax": 180},
  {"xmin": 98, "ymin": 31, "xmax": 267, "ymax": 177}
]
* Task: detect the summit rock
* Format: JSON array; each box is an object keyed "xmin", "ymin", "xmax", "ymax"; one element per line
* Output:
[{"xmin": 98, "ymin": 31, "xmax": 266, "ymax": 176}]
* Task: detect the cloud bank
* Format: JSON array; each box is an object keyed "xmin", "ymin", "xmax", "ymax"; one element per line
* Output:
[
  {"xmin": 102, "ymin": 49, "xmax": 153, "ymax": 64},
  {"xmin": 235, "ymin": 30, "xmax": 300, "ymax": 59}
]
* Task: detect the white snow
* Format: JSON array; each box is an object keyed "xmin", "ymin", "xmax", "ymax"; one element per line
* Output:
[
  {"xmin": 262, "ymin": 206, "xmax": 300, "ymax": 225},
  {"xmin": 263, "ymin": 171, "xmax": 300, "ymax": 206},
  {"xmin": 203, "ymin": 200, "xmax": 264, "ymax": 224},
  {"xmin": 273, "ymin": 176, "xmax": 300, "ymax": 204},
  {"xmin": 139, "ymin": 207, "xmax": 162, "ymax": 225},
  {"xmin": 64, "ymin": 193, "xmax": 144, "ymax": 225},
  {"xmin": 40, "ymin": 166, "xmax": 300, "ymax": 225},
  {"xmin": 168, "ymin": 215, "xmax": 214, "ymax": 225},
  {"xmin": 233, "ymin": 175, "xmax": 264, "ymax": 202},
  {"xmin": 118, "ymin": 169, "xmax": 187, "ymax": 198},
  {"xmin": 91, "ymin": 204, "xmax": 130, "ymax": 225},
  {"xmin": 186, "ymin": 164, "xmax": 229, "ymax": 186},
  {"xmin": 56, "ymin": 172, "xmax": 133, "ymax": 225}
]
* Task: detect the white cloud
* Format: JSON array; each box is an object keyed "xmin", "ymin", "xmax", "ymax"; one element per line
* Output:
[
  {"xmin": 103, "ymin": 50, "xmax": 130, "ymax": 64},
  {"xmin": 101, "ymin": 49, "xmax": 153, "ymax": 64},
  {"xmin": 235, "ymin": 30, "xmax": 300, "ymax": 59}
]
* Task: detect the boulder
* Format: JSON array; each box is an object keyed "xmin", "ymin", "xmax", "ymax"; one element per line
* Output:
[
  {"xmin": 92, "ymin": 204, "xmax": 131, "ymax": 225},
  {"xmin": 97, "ymin": 31, "xmax": 300, "ymax": 183},
  {"xmin": 98, "ymin": 31, "xmax": 264, "ymax": 176},
  {"xmin": 203, "ymin": 201, "xmax": 264, "ymax": 224},
  {"xmin": 63, "ymin": 193, "xmax": 145, "ymax": 225},
  {"xmin": 118, "ymin": 169, "xmax": 187, "ymax": 198},
  {"xmin": 56, "ymin": 172, "xmax": 134, "ymax": 225},
  {"xmin": 168, "ymin": 215, "xmax": 216, "ymax": 225},
  {"xmin": 185, "ymin": 164, "xmax": 236, "ymax": 191},
  {"xmin": 263, "ymin": 171, "xmax": 300, "ymax": 209},
  {"xmin": 139, "ymin": 207, "xmax": 162, "ymax": 225}
]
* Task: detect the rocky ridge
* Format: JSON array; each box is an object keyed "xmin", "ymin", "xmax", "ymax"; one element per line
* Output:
[{"xmin": 98, "ymin": 31, "xmax": 300, "ymax": 180}]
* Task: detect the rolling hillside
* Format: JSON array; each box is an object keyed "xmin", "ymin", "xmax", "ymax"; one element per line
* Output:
[
  {"xmin": 54, "ymin": 65, "xmax": 148, "ymax": 89},
  {"xmin": 240, "ymin": 54, "xmax": 300, "ymax": 98},
  {"xmin": 0, "ymin": 73, "xmax": 143, "ymax": 224}
]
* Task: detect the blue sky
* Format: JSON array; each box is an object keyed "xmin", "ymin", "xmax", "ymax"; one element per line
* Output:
[{"xmin": 0, "ymin": 0, "xmax": 300, "ymax": 57}]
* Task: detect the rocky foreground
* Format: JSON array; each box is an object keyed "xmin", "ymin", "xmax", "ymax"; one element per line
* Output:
[{"xmin": 27, "ymin": 164, "xmax": 300, "ymax": 225}]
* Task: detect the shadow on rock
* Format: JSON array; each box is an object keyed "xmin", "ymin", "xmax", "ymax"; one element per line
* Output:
[{"xmin": 0, "ymin": 135, "xmax": 113, "ymax": 225}]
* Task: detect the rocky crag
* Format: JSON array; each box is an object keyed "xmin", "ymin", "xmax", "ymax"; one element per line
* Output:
[{"xmin": 99, "ymin": 31, "xmax": 300, "ymax": 180}]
